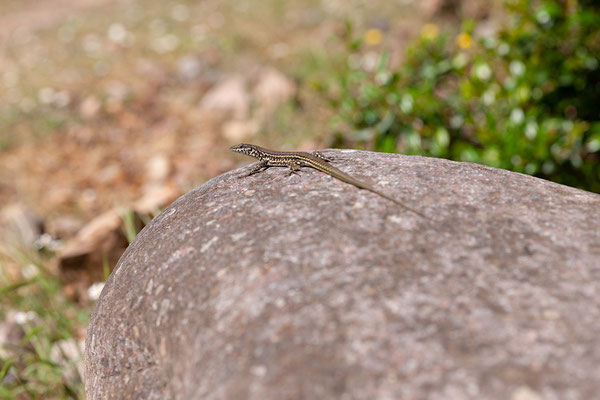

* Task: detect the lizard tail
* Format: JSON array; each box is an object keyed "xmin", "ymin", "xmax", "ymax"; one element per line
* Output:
[{"xmin": 369, "ymin": 189, "xmax": 429, "ymax": 219}]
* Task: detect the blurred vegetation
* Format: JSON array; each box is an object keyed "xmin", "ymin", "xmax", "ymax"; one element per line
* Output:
[
  {"xmin": 0, "ymin": 269, "xmax": 87, "ymax": 399},
  {"xmin": 322, "ymin": 0, "xmax": 600, "ymax": 193},
  {"xmin": 0, "ymin": 208, "xmax": 143, "ymax": 399}
]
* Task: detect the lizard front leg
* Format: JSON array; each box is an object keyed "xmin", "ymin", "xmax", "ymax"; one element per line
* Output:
[{"xmin": 242, "ymin": 161, "xmax": 269, "ymax": 177}]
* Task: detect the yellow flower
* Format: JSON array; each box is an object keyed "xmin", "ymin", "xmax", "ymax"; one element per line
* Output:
[
  {"xmin": 364, "ymin": 28, "xmax": 383, "ymax": 46},
  {"xmin": 456, "ymin": 32, "xmax": 472, "ymax": 49},
  {"xmin": 421, "ymin": 23, "xmax": 439, "ymax": 40}
]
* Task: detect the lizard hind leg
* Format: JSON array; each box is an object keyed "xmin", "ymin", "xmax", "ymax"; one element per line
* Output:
[
  {"xmin": 313, "ymin": 151, "xmax": 331, "ymax": 162},
  {"xmin": 286, "ymin": 162, "xmax": 302, "ymax": 176}
]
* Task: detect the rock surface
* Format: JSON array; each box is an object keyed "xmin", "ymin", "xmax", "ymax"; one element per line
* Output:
[{"xmin": 85, "ymin": 150, "xmax": 600, "ymax": 400}]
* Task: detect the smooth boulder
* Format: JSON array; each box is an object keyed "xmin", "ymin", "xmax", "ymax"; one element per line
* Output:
[{"xmin": 85, "ymin": 150, "xmax": 600, "ymax": 399}]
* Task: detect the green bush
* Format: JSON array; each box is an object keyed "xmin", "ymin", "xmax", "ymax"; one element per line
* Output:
[{"xmin": 323, "ymin": 0, "xmax": 600, "ymax": 193}]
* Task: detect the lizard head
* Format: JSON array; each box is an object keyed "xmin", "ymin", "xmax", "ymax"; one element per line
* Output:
[{"xmin": 230, "ymin": 143, "xmax": 260, "ymax": 158}]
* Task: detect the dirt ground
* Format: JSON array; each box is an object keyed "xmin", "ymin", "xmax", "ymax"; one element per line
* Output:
[{"xmin": 0, "ymin": 0, "xmax": 123, "ymax": 46}]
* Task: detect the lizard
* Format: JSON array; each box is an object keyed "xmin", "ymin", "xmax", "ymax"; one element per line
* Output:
[{"xmin": 230, "ymin": 143, "xmax": 427, "ymax": 218}]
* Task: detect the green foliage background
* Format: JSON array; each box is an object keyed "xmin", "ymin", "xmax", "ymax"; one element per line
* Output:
[{"xmin": 324, "ymin": 0, "xmax": 600, "ymax": 193}]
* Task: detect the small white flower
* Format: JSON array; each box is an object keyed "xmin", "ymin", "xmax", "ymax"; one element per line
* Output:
[
  {"xmin": 450, "ymin": 114, "xmax": 464, "ymax": 129},
  {"xmin": 452, "ymin": 53, "xmax": 468, "ymax": 69},
  {"xmin": 525, "ymin": 163, "xmax": 537, "ymax": 174},
  {"xmin": 482, "ymin": 89, "xmax": 496, "ymax": 105},
  {"xmin": 38, "ymin": 87, "xmax": 56, "ymax": 104},
  {"xmin": 435, "ymin": 127, "xmax": 449, "ymax": 147},
  {"xmin": 400, "ymin": 93, "xmax": 413, "ymax": 114},
  {"xmin": 14, "ymin": 311, "xmax": 36, "ymax": 325},
  {"xmin": 504, "ymin": 76, "xmax": 516, "ymax": 90},
  {"xmin": 475, "ymin": 63, "xmax": 492, "ymax": 81},
  {"xmin": 497, "ymin": 42, "xmax": 510, "ymax": 56},
  {"xmin": 22, "ymin": 263, "xmax": 39, "ymax": 280},
  {"xmin": 375, "ymin": 71, "xmax": 392, "ymax": 85},
  {"xmin": 587, "ymin": 138, "xmax": 600, "ymax": 152},
  {"xmin": 14, "ymin": 312, "xmax": 27, "ymax": 325},
  {"xmin": 510, "ymin": 108, "xmax": 525, "ymax": 124},
  {"xmin": 482, "ymin": 37, "xmax": 496, "ymax": 49},
  {"xmin": 525, "ymin": 121, "xmax": 538, "ymax": 140},
  {"xmin": 151, "ymin": 34, "xmax": 179, "ymax": 54},
  {"xmin": 570, "ymin": 154, "xmax": 582, "ymax": 168},
  {"xmin": 82, "ymin": 34, "xmax": 102, "ymax": 56},
  {"xmin": 108, "ymin": 23, "xmax": 127, "ymax": 44},
  {"xmin": 422, "ymin": 64, "xmax": 436, "ymax": 79},
  {"xmin": 562, "ymin": 120, "xmax": 574, "ymax": 133},
  {"xmin": 361, "ymin": 52, "xmax": 378, "ymax": 72},
  {"xmin": 509, "ymin": 60, "xmax": 526, "ymax": 77},
  {"xmin": 542, "ymin": 160, "xmax": 555, "ymax": 174},
  {"xmin": 88, "ymin": 282, "xmax": 106, "ymax": 301},
  {"xmin": 407, "ymin": 131, "xmax": 421, "ymax": 148},
  {"xmin": 53, "ymin": 91, "xmax": 71, "ymax": 108},
  {"xmin": 536, "ymin": 9, "xmax": 551, "ymax": 25},
  {"xmin": 550, "ymin": 143, "xmax": 562, "ymax": 157}
]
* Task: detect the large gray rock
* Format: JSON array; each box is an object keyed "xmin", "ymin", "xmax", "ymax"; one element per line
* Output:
[{"xmin": 85, "ymin": 150, "xmax": 600, "ymax": 400}]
